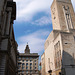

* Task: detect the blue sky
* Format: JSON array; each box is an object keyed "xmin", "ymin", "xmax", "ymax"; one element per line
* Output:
[{"xmin": 13, "ymin": 0, "xmax": 75, "ymax": 58}]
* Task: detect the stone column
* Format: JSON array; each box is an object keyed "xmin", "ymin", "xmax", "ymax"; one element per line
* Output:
[
  {"xmin": 10, "ymin": 23, "xmax": 13, "ymax": 39},
  {"xmin": 2, "ymin": 12, "xmax": 7, "ymax": 35},
  {"xmin": 5, "ymin": 7, "xmax": 12, "ymax": 35}
]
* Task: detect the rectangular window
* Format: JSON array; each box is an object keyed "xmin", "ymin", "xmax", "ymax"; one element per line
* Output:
[
  {"xmin": 22, "ymin": 63, "xmax": 25, "ymax": 66},
  {"xmin": 26, "ymin": 63, "xmax": 28, "ymax": 66},
  {"xmin": 26, "ymin": 67, "xmax": 28, "ymax": 69},
  {"xmin": 26, "ymin": 60, "xmax": 28, "ymax": 62},
  {"xmin": 30, "ymin": 63, "xmax": 32, "ymax": 66},
  {"xmin": 30, "ymin": 57, "xmax": 32, "ymax": 59},
  {"xmin": 35, "ymin": 60, "xmax": 36, "ymax": 62},
  {"xmin": 22, "ymin": 67, "xmax": 24, "ymax": 69},
  {"xmin": 22, "ymin": 60, "xmax": 24, "ymax": 62},
  {"xmin": 18, "ymin": 63, "xmax": 21, "ymax": 66},
  {"xmin": 54, "ymin": 41, "xmax": 61, "ymax": 69}
]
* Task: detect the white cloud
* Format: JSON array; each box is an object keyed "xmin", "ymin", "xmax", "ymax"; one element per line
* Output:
[
  {"xmin": 32, "ymin": 16, "xmax": 52, "ymax": 26},
  {"xmin": 13, "ymin": 0, "xmax": 75, "ymax": 22},
  {"xmin": 17, "ymin": 30, "xmax": 50, "ymax": 53},
  {"xmin": 13, "ymin": 0, "xmax": 53, "ymax": 22},
  {"xmin": 72, "ymin": 0, "xmax": 75, "ymax": 11}
]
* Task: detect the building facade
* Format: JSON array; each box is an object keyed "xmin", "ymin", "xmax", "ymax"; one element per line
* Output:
[
  {"xmin": 41, "ymin": 0, "xmax": 75, "ymax": 75},
  {"xmin": 18, "ymin": 44, "xmax": 39, "ymax": 75},
  {"xmin": 0, "ymin": 0, "xmax": 18, "ymax": 75},
  {"xmin": 41, "ymin": 53, "xmax": 45, "ymax": 75}
]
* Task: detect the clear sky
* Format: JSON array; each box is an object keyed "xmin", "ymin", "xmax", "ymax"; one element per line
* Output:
[{"xmin": 13, "ymin": 0, "xmax": 75, "ymax": 59}]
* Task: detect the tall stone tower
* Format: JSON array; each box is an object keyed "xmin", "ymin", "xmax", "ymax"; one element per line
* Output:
[
  {"xmin": 42, "ymin": 0, "xmax": 75, "ymax": 75},
  {"xmin": 51, "ymin": 0, "xmax": 75, "ymax": 31}
]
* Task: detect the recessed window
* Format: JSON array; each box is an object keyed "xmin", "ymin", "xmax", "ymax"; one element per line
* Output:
[
  {"xmin": 35, "ymin": 70, "xmax": 37, "ymax": 73},
  {"xmin": 30, "ymin": 57, "xmax": 32, "ymax": 59},
  {"xmin": 26, "ymin": 67, "xmax": 28, "ymax": 69},
  {"xmin": 26, "ymin": 63, "xmax": 28, "ymax": 66},
  {"xmin": 65, "ymin": 43, "xmax": 68, "ymax": 44},
  {"xmin": 22, "ymin": 57, "xmax": 25, "ymax": 59},
  {"xmin": 35, "ymin": 60, "xmax": 36, "ymax": 62},
  {"xmin": 35, "ymin": 63, "xmax": 36, "ymax": 65},
  {"xmin": 26, "ymin": 60, "xmax": 28, "ymax": 62},
  {"xmin": 26, "ymin": 57, "xmax": 28, "ymax": 59},
  {"xmin": 30, "ymin": 63, "xmax": 32, "ymax": 66},
  {"xmin": 35, "ymin": 67, "xmax": 36, "ymax": 69},
  {"xmin": 26, "ymin": 71, "xmax": 28, "ymax": 73},
  {"xmin": 22, "ymin": 63, "xmax": 25, "ymax": 66},
  {"xmin": 22, "ymin": 60, "xmax": 24, "ymax": 62},
  {"xmin": 30, "ymin": 67, "xmax": 32, "ymax": 69},
  {"xmin": 18, "ymin": 63, "xmax": 21, "ymax": 66},
  {"xmin": 22, "ymin": 67, "xmax": 24, "ymax": 69}
]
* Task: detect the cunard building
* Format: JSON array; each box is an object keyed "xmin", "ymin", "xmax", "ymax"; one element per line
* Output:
[
  {"xmin": 0, "ymin": 0, "xmax": 18, "ymax": 75},
  {"xmin": 17, "ymin": 44, "xmax": 39, "ymax": 75}
]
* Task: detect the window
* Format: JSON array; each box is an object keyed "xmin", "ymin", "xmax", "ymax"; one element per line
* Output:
[
  {"xmin": 35, "ymin": 67, "xmax": 36, "ymax": 69},
  {"xmin": 22, "ymin": 57, "xmax": 25, "ymax": 59},
  {"xmin": 26, "ymin": 57, "xmax": 28, "ymax": 59},
  {"xmin": 22, "ymin": 67, "xmax": 24, "ymax": 69},
  {"xmin": 26, "ymin": 67, "xmax": 28, "ymax": 69},
  {"xmin": 35, "ymin": 70, "xmax": 37, "ymax": 73},
  {"xmin": 35, "ymin": 60, "xmax": 36, "ymax": 62},
  {"xmin": 30, "ymin": 67, "xmax": 32, "ymax": 69},
  {"xmin": 26, "ymin": 60, "xmax": 28, "ymax": 62},
  {"xmin": 18, "ymin": 63, "xmax": 21, "ymax": 66},
  {"xmin": 30, "ymin": 63, "xmax": 32, "ymax": 66},
  {"xmin": 35, "ymin": 63, "xmax": 36, "ymax": 65},
  {"xmin": 22, "ymin": 60, "xmax": 24, "ymax": 62},
  {"xmin": 26, "ymin": 63, "xmax": 28, "ymax": 66},
  {"xmin": 26, "ymin": 71, "xmax": 28, "ymax": 73},
  {"xmin": 54, "ymin": 41, "xmax": 61, "ymax": 69},
  {"xmin": 22, "ymin": 71, "xmax": 24, "ymax": 72},
  {"xmin": 30, "ymin": 57, "xmax": 32, "ymax": 59},
  {"xmin": 22, "ymin": 63, "xmax": 25, "ymax": 66}
]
